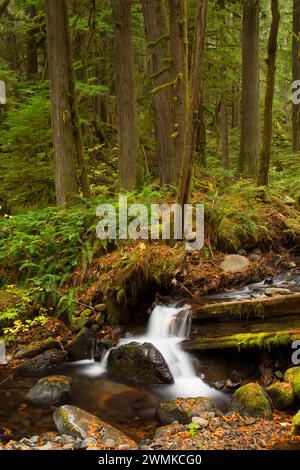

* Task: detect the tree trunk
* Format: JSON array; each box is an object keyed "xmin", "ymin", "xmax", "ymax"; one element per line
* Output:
[
  {"xmin": 177, "ymin": 0, "xmax": 208, "ymax": 207},
  {"xmin": 169, "ymin": 0, "xmax": 189, "ymax": 184},
  {"xmin": 231, "ymin": 82, "xmax": 239, "ymax": 128},
  {"xmin": 257, "ymin": 0, "xmax": 280, "ymax": 186},
  {"xmin": 195, "ymin": 98, "xmax": 207, "ymax": 167},
  {"xmin": 112, "ymin": 0, "xmax": 137, "ymax": 191},
  {"xmin": 239, "ymin": 0, "xmax": 260, "ymax": 177},
  {"xmin": 293, "ymin": 0, "xmax": 300, "ymax": 152},
  {"xmin": 220, "ymin": 86, "xmax": 229, "ymax": 169},
  {"xmin": 141, "ymin": 0, "xmax": 173, "ymax": 185},
  {"xmin": 26, "ymin": 5, "xmax": 38, "ymax": 79},
  {"xmin": 45, "ymin": 0, "xmax": 90, "ymax": 205},
  {"xmin": 0, "ymin": 0, "xmax": 10, "ymax": 17}
]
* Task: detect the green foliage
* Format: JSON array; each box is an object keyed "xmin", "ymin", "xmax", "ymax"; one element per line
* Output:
[
  {"xmin": 188, "ymin": 423, "xmax": 200, "ymax": 438},
  {"xmin": 3, "ymin": 314, "xmax": 49, "ymax": 342}
]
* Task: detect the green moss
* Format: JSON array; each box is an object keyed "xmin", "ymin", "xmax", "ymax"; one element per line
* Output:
[
  {"xmin": 292, "ymin": 411, "xmax": 300, "ymax": 435},
  {"xmin": 284, "ymin": 367, "xmax": 300, "ymax": 399},
  {"xmin": 266, "ymin": 382, "xmax": 294, "ymax": 410},
  {"xmin": 231, "ymin": 383, "xmax": 272, "ymax": 420},
  {"xmin": 106, "ymin": 299, "xmax": 129, "ymax": 326},
  {"xmin": 273, "ymin": 333, "xmax": 292, "ymax": 347}
]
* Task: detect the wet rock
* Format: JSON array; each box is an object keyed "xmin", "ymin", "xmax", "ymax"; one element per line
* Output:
[
  {"xmin": 107, "ymin": 342, "xmax": 174, "ymax": 385},
  {"xmin": 39, "ymin": 442, "xmax": 53, "ymax": 450},
  {"xmin": 284, "ymin": 366, "xmax": 300, "ymax": 399},
  {"xmin": 53, "ymin": 405, "xmax": 136, "ymax": 448},
  {"xmin": 237, "ymin": 249, "xmax": 247, "ymax": 256},
  {"xmin": 220, "ymin": 255, "xmax": 250, "ymax": 274},
  {"xmin": 157, "ymin": 397, "xmax": 218, "ymax": 425},
  {"xmin": 94, "ymin": 338, "xmax": 116, "ymax": 361},
  {"xmin": 265, "ymin": 287, "xmax": 291, "ymax": 296},
  {"xmin": 292, "ymin": 411, "xmax": 300, "ymax": 435},
  {"xmin": 230, "ymin": 383, "xmax": 272, "ymax": 420},
  {"xmin": 15, "ymin": 337, "xmax": 60, "ymax": 359},
  {"xmin": 65, "ymin": 328, "xmax": 94, "ymax": 361},
  {"xmin": 266, "ymin": 382, "xmax": 294, "ymax": 410},
  {"xmin": 19, "ymin": 349, "xmax": 67, "ymax": 373},
  {"xmin": 105, "ymin": 438, "xmax": 116, "ymax": 449},
  {"xmin": 26, "ymin": 376, "xmax": 72, "ymax": 406}
]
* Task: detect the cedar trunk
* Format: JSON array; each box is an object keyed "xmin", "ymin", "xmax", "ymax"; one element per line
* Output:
[
  {"xmin": 257, "ymin": 0, "xmax": 280, "ymax": 186},
  {"xmin": 141, "ymin": 0, "xmax": 173, "ymax": 185},
  {"xmin": 112, "ymin": 0, "xmax": 137, "ymax": 191},
  {"xmin": 169, "ymin": 0, "xmax": 189, "ymax": 184},
  {"xmin": 239, "ymin": 0, "xmax": 260, "ymax": 176},
  {"xmin": 177, "ymin": 0, "xmax": 208, "ymax": 207},
  {"xmin": 45, "ymin": 0, "xmax": 90, "ymax": 205}
]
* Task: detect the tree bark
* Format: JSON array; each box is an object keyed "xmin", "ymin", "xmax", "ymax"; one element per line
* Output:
[
  {"xmin": 220, "ymin": 85, "xmax": 229, "ymax": 169},
  {"xmin": 293, "ymin": 0, "xmax": 300, "ymax": 152},
  {"xmin": 169, "ymin": 0, "xmax": 189, "ymax": 184},
  {"xmin": 239, "ymin": 0, "xmax": 260, "ymax": 177},
  {"xmin": 141, "ymin": 0, "xmax": 173, "ymax": 185},
  {"xmin": 112, "ymin": 0, "xmax": 137, "ymax": 191},
  {"xmin": 45, "ymin": 0, "xmax": 90, "ymax": 205},
  {"xmin": 177, "ymin": 0, "xmax": 208, "ymax": 207},
  {"xmin": 257, "ymin": 0, "xmax": 280, "ymax": 186},
  {"xmin": 0, "ymin": 0, "xmax": 10, "ymax": 17},
  {"xmin": 26, "ymin": 5, "xmax": 38, "ymax": 79},
  {"xmin": 231, "ymin": 82, "xmax": 239, "ymax": 128}
]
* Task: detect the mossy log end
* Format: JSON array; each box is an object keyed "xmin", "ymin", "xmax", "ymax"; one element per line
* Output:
[
  {"xmin": 183, "ymin": 328, "xmax": 300, "ymax": 352},
  {"xmin": 192, "ymin": 292, "xmax": 300, "ymax": 322}
]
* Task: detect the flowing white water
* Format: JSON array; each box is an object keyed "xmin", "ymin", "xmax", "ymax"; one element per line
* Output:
[{"xmin": 78, "ymin": 304, "xmax": 223, "ymax": 400}]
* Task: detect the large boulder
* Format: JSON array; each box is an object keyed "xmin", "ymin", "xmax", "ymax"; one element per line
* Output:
[
  {"xmin": 18, "ymin": 349, "xmax": 67, "ymax": 373},
  {"xmin": 292, "ymin": 411, "xmax": 300, "ymax": 436},
  {"xmin": 266, "ymin": 382, "xmax": 294, "ymax": 410},
  {"xmin": 53, "ymin": 405, "xmax": 135, "ymax": 448},
  {"xmin": 157, "ymin": 397, "xmax": 218, "ymax": 425},
  {"xmin": 230, "ymin": 383, "xmax": 272, "ymax": 420},
  {"xmin": 220, "ymin": 254, "xmax": 250, "ymax": 274},
  {"xmin": 107, "ymin": 342, "xmax": 173, "ymax": 385},
  {"xmin": 284, "ymin": 367, "xmax": 300, "ymax": 399},
  {"xmin": 26, "ymin": 376, "xmax": 72, "ymax": 406},
  {"xmin": 65, "ymin": 328, "xmax": 94, "ymax": 361}
]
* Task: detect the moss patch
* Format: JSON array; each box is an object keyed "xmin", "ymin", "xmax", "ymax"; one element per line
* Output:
[
  {"xmin": 292, "ymin": 411, "xmax": 300, "ymax": 436},
  {"xmin": 230, "ymin": 383, "xmax": 273, "ymax": 420},
  {"xmin": 266, "ymin": 382, "xmax": 294, "ymax": 410},
  {"xmin": 284, "ymin": 367, "xmax": 300, "ymax": 400}
]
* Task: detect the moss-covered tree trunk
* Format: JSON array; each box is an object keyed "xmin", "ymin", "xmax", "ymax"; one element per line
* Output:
[
  {"xmin": 26, "ymin": 5, "xmax": 38, "ymax": 79},
  {"xmin": 239, "ymin": 0, "xmax": 260, "ymax": 177},
  {"xmin": 45, "ymin": 0, "xmax": 90, "ymax": 205},
  {"xmin": 169, "ymin": 0, "xmax": 189, "ymax": 184},
  {"xmin": 112, "ymin": 0, "xmax": 137, "ymax": 191},
  {"xmin": 257, "ymin": 0, "xmax": 280, "ymax": 186},
  {"xmin": 141, "ymin": 0, "xmax": 173, "ymax": 185},
  {"xmin": 177, "ymin": 0, "xmax": 208, "ymax": 206}
]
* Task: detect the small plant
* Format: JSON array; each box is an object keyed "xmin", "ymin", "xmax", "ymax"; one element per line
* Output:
[{"xmin": 188, "ymin": 423, "xmax": 200, "ymax": 438}]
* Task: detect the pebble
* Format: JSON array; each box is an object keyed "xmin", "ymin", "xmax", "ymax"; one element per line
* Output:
[
  {"xmin": 31, "ymin": 435, "xmax": 39, "ymax": 444},
  {"xmin": 73, "ymin": 438, "xmax": 88, "ymax": 450},
  {"xmin": 191, "ymin": 417, "xmax": 209, "ymax": 428},
  {"xmin": 105, "ymin": 439, "xmax": 116, "ymax": 449},
  {"xmin": 61, "ymin": 434, "xmax": 75, "ymax": 445},
  {"xmin": 118, "ymin": 444, "xmax": 130, "ymax": 450},
  {"xmin": 63, "ymin": 443, "xmax": 74, "ymax": 450},
  {"xmin": 39, "ymin": 443, "xmax": 53, "ymax": 450}
]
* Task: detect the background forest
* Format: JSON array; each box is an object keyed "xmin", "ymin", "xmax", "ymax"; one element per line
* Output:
[{"xmin": 0, "ymin": 0, "xmax": 300, "ymax": 314}]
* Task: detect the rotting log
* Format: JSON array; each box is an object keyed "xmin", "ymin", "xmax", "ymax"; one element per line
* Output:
[{"xmin": 191, "ymin": 292, "xmax": 300, "ymax": 322}]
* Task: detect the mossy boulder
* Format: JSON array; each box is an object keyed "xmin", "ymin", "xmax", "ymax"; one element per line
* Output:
[
  {"xmin": 65, "ymin": 327, "xmax": 94, "ymax": 361},
  {"xmin": 266, "ymin": 382, "xmax": 294, "ymax": 410},
  {"xmin": 107, "ymin": 342, "xmax": 173, "ymax": 385},
  {"xmin": 53, "ymin": 405, "xmax": 136, "ymax": 448},
  {"xmin": 284, "ymin": 367, "xmax": 300, "ymax": 399},
  {"xmin": 70, "ymin": 317, "xmax": 90, "ymax": 333},
  {"xmin": 157, "ymin": 397, "xmax": 218, "ymax": 425},
  {"xmin": 26, "ymin": 376, "xmax": 72, "ymax": 406},
  {"xmin": 106, "ymin": 300, "xmax": 129, "ymax": 326},
  {"xmin": 230, "ymin": 383, "xmax": 272, "ymax": 420},
  {"xmin": 292, "ymin": 411, "xmax": 300, "ymax": 435}
]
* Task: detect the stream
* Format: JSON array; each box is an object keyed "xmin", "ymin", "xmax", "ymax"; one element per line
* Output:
[{"xmin": 0, "ymin": 272, "xmax": 299, "ymax": 444}]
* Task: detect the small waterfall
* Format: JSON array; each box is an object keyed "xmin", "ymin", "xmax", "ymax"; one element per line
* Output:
[{"xmin": 81, "ymin": 304, "xmax": 223, "ymax": 400}]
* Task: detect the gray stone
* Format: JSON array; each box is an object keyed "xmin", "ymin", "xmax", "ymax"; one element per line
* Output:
[
  {"xmin": 191, "ymin": 416, "xmax": 209, "ymax": 427},
  {"xmin": 105, "ymin": 439, "xmax": 116, "ymax": 449},
  {"xmin": 220, "ymin": 255, "xmax": 250, "ymax": 274},
  {"xmin": 157, "ymin": 397, "xmax": 218, "ymax": 425},
  {"xmin": 265, "ymin": 287, "xmax": 291, "ymax": 297},
  {"xmin": 26, "ymin": 376, "xmax": 72, "ymax": 406},
  {"xmin": 19, "ymin": 349, "xmax": 67, "ymax": 373},
  {"xmin": 53, "ymin": 405, "xmax": 135, "ymax": 448}
]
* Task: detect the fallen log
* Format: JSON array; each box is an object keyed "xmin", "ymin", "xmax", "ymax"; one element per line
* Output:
[{"xmin": 191, "ymin": 292, "xmax": 300, "ymax": 321}]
